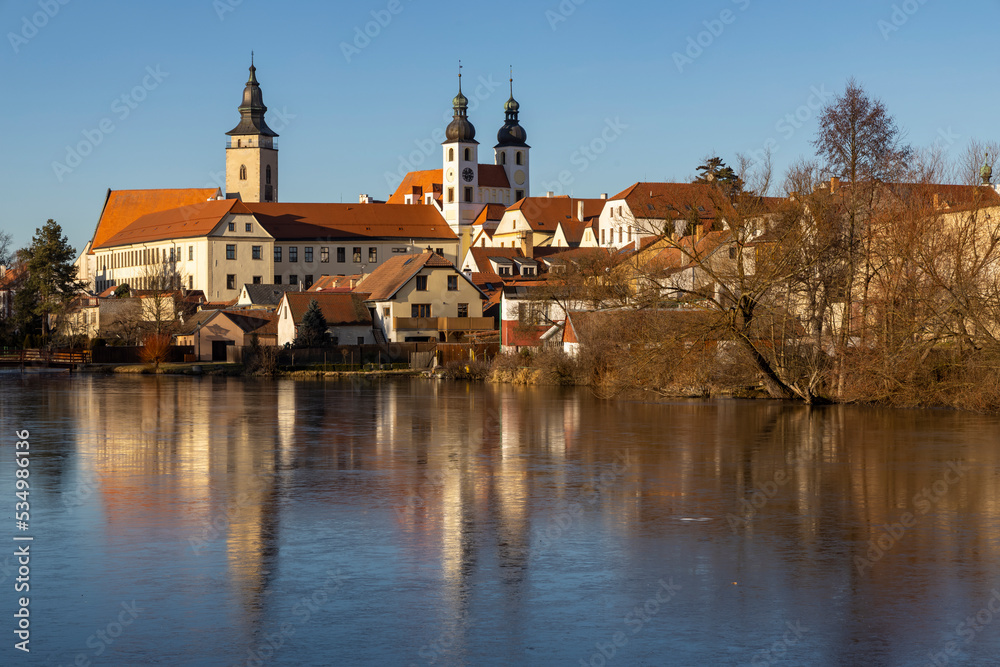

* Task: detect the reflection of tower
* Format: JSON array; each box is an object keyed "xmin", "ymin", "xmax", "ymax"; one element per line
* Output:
[
  {"xmin": 442, "ymin": 64, "xmax": 479, "ymax": 233},
  {"xmin": 226, "ymin": 55, "xmax": 279, "ymax": 203},
  {"xmin": 494, "ymin": 69, "xmax": 530, "ymax": 203}
]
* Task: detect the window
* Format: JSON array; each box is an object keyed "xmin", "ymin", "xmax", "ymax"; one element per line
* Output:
[
  {"xmin": 274, "ymin": 246, "xmax": 282, "ymax": 262},
  {"xmin": 464, "ymin": 187, "xmax": 472, "ymax": 203},
  {"xmin": 228, "ymin": 222, "xmax": 235, "ymax": 232},
  {"xmin": 189, "ymin": 246, "xmax": 193, "ymax": 261},
  {"xmin": 448, "ymin": 148, "xmax": 454, "ymax": 162},
  {"xmin": 253, "ymin": 276, "xmax": 262, "ymax": 284},
  {"xmin": 239, "ymin": 165, "xmax": 247, "ymax": 180},
  {"xmin": 416, "ymin": 275, "xmax": 428, "ymax": 291},
  {"xmin": 729, "ymin": 247, "xmax": 737, "ymax": 260},
  {"xmin": 628, "ymin": 227, "xmax": 633, "ymax": 243},
  {"xmin": 305, "ymin": 247, "xmax": 313, "ymax": 263},
  {"xmin": 368, "ymin": 247, "xmax": 377, "ymax": 263},
  {"xmin": 266, "ymin": 165, "xmax": 272, "ymax": 185},
  {"xmin": 226, "ymin": 244, "xmax": 236, "ymax": 260},
  {"xmin": 457, "ymin": 303, "xmax": 468, "ymax": 318},
  {"xmin": 618, "ymin": 228, "xmax": 623, "ymax": 244},
  {"xmin": 448, "ymin": 188, "xmax": 455, "ymax": 203},
  {"xmin": 289, "ymin": 274, "xmax": 298, "ymax": 286},
  {"xmin": 252, "ymin": 245, "xmax": 262, "ymax": 260},
  {"xmin": 353, "ymin": 247, "xmax": 362, "ymax": 263},
  {"xmin": 227, "ymin": 274, "xmax": 236, "ymax": 290},
  {"xmin": 382, "ymin": 307, "xmax": 390, "ymax": 318},
  {"xmin": 337, "ymin": 247, "xmax": 345, "ymax": 263},
  {"xmin": 188, "ymin": 275, "xmax": 193, "ymax": 290},
  {"xmin": 274, "ymin": 275, "xmax": 282, "ymax": 285},
  {"xmin": 500, "ymin": 152, "xmax": 506, "ymax": 165},
  {"xmin": 244, "ymin": 223, "xmax": 252, "ymax": 233},
  {"xmin": 447, "ymin": 275, "xmax": 458, "ymax": 291},
  {"xmin": 169, "ymin": 247, "xmax": 175, "ymax": 262},
  {"xmin": 357, "ymin": 337, "xmax": 365, "ymax": 345},
  {"xmin": 464, "ymin": 148, "xmax": 471, "ymax": 161},
  {"xmin": 304, "ymin": 275, "xmax": 313, "ymax": 289},
  {"xmin": 411, "ymin": 304, "xmax": 431, "ymax": 317},
  {"xmin": 289, "ymin": 247, "xmax": 298, "ymax": 262},
  {"xmin": 515, "ymin": 190, "xmax": 524, "ymax": 201},
  {"xmin": 321, "ymin": 247, "xmax": 330, "ymax": 263},
  {"xmin": 601, "ymin": 229, "xmax": 606, "ymax": 245},
  {"xmin": 516, "ymin": 151, "xmax": 523, "ymax": 165}
]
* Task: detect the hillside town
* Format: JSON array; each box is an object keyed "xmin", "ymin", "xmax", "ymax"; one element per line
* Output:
[{"xmin": 4, "ymin": 62, "xmax": 1000, "ymax": 409}]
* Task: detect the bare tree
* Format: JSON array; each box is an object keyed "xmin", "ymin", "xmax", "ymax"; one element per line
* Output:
[{"xmin": 958, "ymin": 139, "xmax": 1000, "ymax": 186}]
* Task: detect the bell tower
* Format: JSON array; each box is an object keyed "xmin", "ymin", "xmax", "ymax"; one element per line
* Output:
[
  {"xmin": 442, "ymin": 64, "xmax": 479, "ymax": 233},
  {"xmin": 495, "ymin": 69, "xmax": 529, "ymax": 203},
  {"xmin": 226, "ymin": 55, "xmax": 278, "ymax": 203}
]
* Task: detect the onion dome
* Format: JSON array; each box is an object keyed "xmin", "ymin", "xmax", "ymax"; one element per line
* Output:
[
  {"xmin": 982, "ymin": 153, "xmax": 993, "ymax": 186},
  {"xmin": 226, "ymin": 55, "xmax": 278, "ymax": 137},
  {"xmin": 445, "ymin": 70, "xmax": 477, "ymax": 143},
  {"xmin": 495, "ymin": 74, "xmax": 528, "ymax": 148}
]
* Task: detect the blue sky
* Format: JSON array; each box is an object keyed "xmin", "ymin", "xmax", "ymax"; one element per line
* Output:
[{"xmin": 2, "ymin": 0, "xmax": 998, "ymax": 253}]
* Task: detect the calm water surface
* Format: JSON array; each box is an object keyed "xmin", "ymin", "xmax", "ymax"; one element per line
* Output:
[{"xmin": 1, "ymin": 375, "xmax": 999, "ymax": 666}]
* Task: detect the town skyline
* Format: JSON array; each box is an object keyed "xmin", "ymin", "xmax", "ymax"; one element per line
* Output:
[{"xmin": 3, "ymin": 0, "xmax": 997, "ymax": 252}]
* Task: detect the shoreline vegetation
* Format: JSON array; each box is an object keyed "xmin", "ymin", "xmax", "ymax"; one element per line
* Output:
[{"xmin": 55, "ymin": 344, "xmax": 1000, "ymax": 414}]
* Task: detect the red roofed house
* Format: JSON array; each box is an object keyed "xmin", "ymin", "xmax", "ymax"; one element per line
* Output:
[
  {"xmin": 276, "ymin": 292, "xmax": 373, "ymax": 347},
  {"xmin": 358, "ymin": 251, "xmax": 491, "ymax": 343},
  {"xmin": 491, "ymin": 195, "xmax": 607, "ymax": 251},
  {"xmin": 598, "ymin": 182, "xmax": 730, "ymax": 250},
  {"xmin": 176, "ymin": 309, "xmax": 278, "ymax": 362}
]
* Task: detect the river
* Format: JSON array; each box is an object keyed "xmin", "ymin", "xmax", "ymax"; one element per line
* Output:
[{"xmin": 1, "ymin": 375, "xmax": 999, "ymax": 666}]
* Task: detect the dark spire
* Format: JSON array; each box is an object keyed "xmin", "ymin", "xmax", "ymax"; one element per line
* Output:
[
  {"xmin": 496, "ymin": 66, "xmax": 527, "ymax": 148},
  {"xmin": 445, "ymin": 60, "xmax": 477, "ymax": 143},
  {"xmin": 226, "ymin": 56, "xmax": 278, "ymax": 138}
]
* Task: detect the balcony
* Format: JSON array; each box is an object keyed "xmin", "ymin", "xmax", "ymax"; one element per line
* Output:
[{"xmin": 394, "ymin": 317, "xmax": 494, "ymax": 332}]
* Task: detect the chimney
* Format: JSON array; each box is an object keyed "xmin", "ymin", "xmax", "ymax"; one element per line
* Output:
[
  {"xmin": 577, "ymin": 200, "xmax": 585, "ymax": 222},
  {"xmin": 520, "ymin": 231, "xmax": 533, "ymax": 259},
  {"xmin": 933, "ymin": 193, "xmax": 940, "ymax": 209},
  {"xmin": 830, "ymin": 177, "xmax": 840, "ymax": 193},
  {"xmin": 546, "ymin": 191, "xmax": 554, "ymax": 198},
  {"xmin": 600, "ymin": 193, "xmax": 608, "ymax": 200}
]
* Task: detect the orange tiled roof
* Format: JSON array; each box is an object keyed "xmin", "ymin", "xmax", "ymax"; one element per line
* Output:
[
  {"xmin": 309, "ymin": 275, "xmax": 363, "ymax": 292},
  {"xmin": 94, "ymin": 199, "xmax": 250, "ymax": 250},
  {"xmin": 474, "ymin": 203, "xmax": 507, "ymax": 226},
  {"xmin": 357, "ymin": 251, "xmax": 461, "ymax": 301},
  {"xmin": 387, "ymin": 169, "xmax": 444, "ymax": 205},
  {"xmin": 281, "ymin": 292, "xmax": 372, "ymax": 326},
  {"xmin": 609, "ymin": 182, "xmax": 724, "ymax": 221},
  {"xmin": 465, "ymin": 247, "xmax": 526, "ymax": 275},
  {"xmin": 244, "ymin": 203, "xmax": 457, "ymax": 241},
  {"xmin": 88, "ymin": 188, "xmax": 221, "ymax": 254},
  {"xmin": 478, "ymin": 165, "xmax": 511, "ymax": 188},
  {"xmin": 507, "ymin": 196, "xmax": 606, "ymax": 232}
]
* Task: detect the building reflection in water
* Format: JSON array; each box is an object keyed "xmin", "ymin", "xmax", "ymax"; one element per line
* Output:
[{"xmin": 53, "ymin": 376, "xmax": 1000, "ymax": 662}]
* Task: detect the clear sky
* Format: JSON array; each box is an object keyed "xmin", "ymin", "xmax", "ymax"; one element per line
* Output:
[{"xmin": 2, "ymin": 0, "xmax": 998, "ymax": 254}]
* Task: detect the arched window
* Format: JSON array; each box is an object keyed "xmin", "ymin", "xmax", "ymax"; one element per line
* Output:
[
  {"xmin": 464, "ymin": 148, "xmax": 471, "ymax": 161},
  {"xmin": 448, "ymin": 148, "xmax": 454, "ymax": 161},
  {"xmin": 516, "ymin": 151, "xmax": 523, "ymax": 165},
  {"xmin": 239, "ymin": 165, "xmax": 247, "ymax": 180},
  {"xmin": 237, "ymin": 139, "xmax": 241, "ymax": 148},
  {"xmin": 500, "ymin": 152, "xmax": 506, "ymax": 165},
  {"xmin": 266, "ymin": 165, "xmax": 272, "ymax": 185}
]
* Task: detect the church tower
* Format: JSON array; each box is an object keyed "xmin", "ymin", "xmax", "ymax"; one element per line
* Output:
[
  {"xmin": 494, "ymin": 71, "xmax": 529, "ymax": 203},
  {"xmin": 226, "ymin": 56, "xmax": 278, "ymax": 203},
  {"xmin": 442, "ymin": 67, "xmax": 479, "ymax": 232}
]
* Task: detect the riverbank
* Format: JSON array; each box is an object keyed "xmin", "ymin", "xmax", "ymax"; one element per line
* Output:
[{"xmin": 78, "ymin": 362, "xmax": 424, "ymax": 379}]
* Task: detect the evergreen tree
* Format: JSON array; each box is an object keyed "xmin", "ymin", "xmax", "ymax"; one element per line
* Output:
[
  {"xmin": 15, "ymin": 220, "xmax": 85, "ymax": 341},
  {"xmin": 694, "ymin": 156, "xmax": 743, "ymax": 198},
  {"xmin": 294, "ymin": 299, "xmax": 328, "ymax": 347}
]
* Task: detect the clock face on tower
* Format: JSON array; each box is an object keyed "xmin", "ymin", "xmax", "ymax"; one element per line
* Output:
[{"xmin": 462, "ymin": 167, "xmax": 474, "ymax": 183}]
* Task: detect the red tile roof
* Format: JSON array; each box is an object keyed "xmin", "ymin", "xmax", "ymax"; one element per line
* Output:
[
  {"xmin": 507, "ymin": 196, "xmax": 606, "ymax": 232},
  {"xmin": 88, "ymin": 188, "xmax": 221, "ymax": 254},
  {"xmin": 609, "ymin": 182, "xmax": 724, "ymax": 221},
  {"xmin": 281, "ymin": 292, "xmax": 372, "ymax": 326},
  {"xmin": 94, "ymin": 199, "xmax": 251, "ymax": 250},
  {"xmin": 221, "ymin": 310, "xmax": 279, "ymax": 335},
  {"xmin": 474, "ymin": 203, "xmax": 507, "ymax": 226},
  {"xmin": 309, "ymin": 275, "xmax": 363, "ymax": 292},
  {"xmin": 387, "ymin": 169, "xmax": 444, "ymax": 205},
  {"xmin": 465, "ymin": 247, "xmax": 527, "ymax": 275},
  {"xmin": 357, "ymin": 251, "xmax": 462, "ymax": 301},
  {"xmin": 478, "ymin": 165, "xmax": 511, "ymax": 188},
  {"xmin": 244, "ymin": 203, "xmax": 457, "ymax": 241}
]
